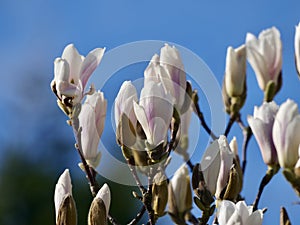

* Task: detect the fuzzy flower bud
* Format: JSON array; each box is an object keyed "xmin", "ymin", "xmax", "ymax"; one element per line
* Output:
[
  {"xmin": 54, "ymin": 169, "xmax": 77, "ymax": 225},
  {"xmin": 222, "ymin": 45, "xmax": 247, "ymax": 116},
  {"xmin": 88, "ymin": 183, "xmax": 111, "ymax": 225},
  {"xmin": 168, "ymin": 164, "xmax": 192, "ymax": 219}
]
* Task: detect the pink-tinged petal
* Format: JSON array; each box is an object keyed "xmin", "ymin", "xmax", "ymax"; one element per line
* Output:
[
  {"xmin": 56, "ymin": 81, "xmax": 79, "ymax": 98},
  {"xmin": 160, "ymin": 44, "xmax": 186, "ymax": 110},
  {"xmin": 246, "ymin": 44, "xmax": 268, "ymax": 90},
  {"xmin": 248, "ymin": 116, "xmax": 277, "ymax": 165},
  {"xmin": 62, "ymin": 44, "xmax": 83, "ymax": 82},
  {"xmin": 144, "ymin": 54, "xmax": 161, "ymax": 84},
  {"xmin": 133, "ymin": 101, "xmax": 151, "ymax": 143},
  {"xmin": 273, "ymin": 99, "xmax": 300, "ymax": 168},
  {"xmin": 80, "ymin": 48, "xmax": 105, "ymax": 89},
  {"xmin": 216, "ymin": 136, "xmax": 233, "ymax": 198}
]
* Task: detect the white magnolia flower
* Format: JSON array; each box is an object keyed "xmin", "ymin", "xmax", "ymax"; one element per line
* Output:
[
  {"xmin": 273, "ymin": 99, "xmax": 300, "ymax": 168},
  {"xmin": 133, "ymin": 81, "xmax": 173, "ymax": 147},
  {"xmin": 295, "ymin": 22, "xmax": 300, "ymax": 77},
  {"xmin": 144, "ymin": 44, "xmax": 187, "ymax": 113},
  {"xmin": 247, "ymin": 101, "xmax": 279, "ymax": 166},
  {"xmin": 54, "ymin": 169, "xmax": 73, "ymax": 222},
  {"xmin": 246, "ymin": 27, "xmax": 282, "ymax": 92},
  {"xmin": 79, "ymin": 91, "xmax": 107, "ymax": 169},
  {"xmin": 218, "ymin": 200, "xmax": 263, "ymax": 225},
  {"xmin": 224, "ymin": 45, "xmax": 247, "ymax": 97},
  {"xmin": 51, "ymin": 44, "xmax": 105, "ymax": 106},
  {"xmin": 168, "ymin": 164, "xmax": 192, "ymax": 214},
  {"xmin": 96, "ymin": 183, "xmax": 111, "ymax": 216}
]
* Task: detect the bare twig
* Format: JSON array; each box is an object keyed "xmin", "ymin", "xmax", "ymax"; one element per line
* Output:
[{"xmin": 127, "ymin": 206, "xmax": 146, "ymax": 225}]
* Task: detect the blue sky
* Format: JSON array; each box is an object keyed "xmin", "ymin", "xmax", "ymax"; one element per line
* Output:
[{"xmin": 1, "ymin": 1, "xmax": 300, "ymax": 224}]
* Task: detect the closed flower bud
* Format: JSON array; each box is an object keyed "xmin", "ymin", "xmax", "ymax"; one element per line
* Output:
[
  {"xmin": 222, "ymin": 45, "xmax": 247, "ymax": 116},
  {"xmin": 247, "ymin": 101, "xmax": 279, "ymax": 166},
  {"xmin": 217, "ymin": 200, "xmax": 263, "ymax": 225},
  {"xmin": 295, "ymin": 22, "xmax": 300, "ymax": 78},
  {"xmin": 152, "ymin": 172, "xmax": 168, "ymax": 218},
  {"xmin": 246, "ymin": 27, "xmax": 282, "ymax": 101},
  {"xmin": 51, "ymin": 44, "xmax": 105, "ymax": 111},
  {"xmin": 78, "ymin": 91, "xmax": 107, "ymax": 169},
  {"xmin": 168, "ymin": 165, "xmax": 192, "ymax": 218},
  {"xmin": 54, "ymin": 169, "xmax": 77, "ymax": 225},
  {"xmin": 88, "ymin": 184, "xmax": 111, "ymax": 225},
  {"xmin": 273, "ymin": 99, "xmax": 300, "ymax": 168},
  {"xmin": 200, "ymin": 136, "xmax": 234, "ymax": 199}
]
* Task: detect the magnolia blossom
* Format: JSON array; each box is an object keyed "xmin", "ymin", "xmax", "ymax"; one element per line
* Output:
[
  {"xmin": 54, "ymin": 169, "xmax": 74, "ymax": 222},
  {"xmin": 114, "ymin": 81, "xmax": 138, "ymax": 129},
  {"xmin": 168, "ymin": 164, "xmax": 192, "ymax": 214},
  {"xmin": 201, "ymin": 135, "xmax": 234, "ymax": 198},
  {"xmin": 246, "ymin": 27, "xmax": 282, "ymax": 92},
  {"xmin": 51, "ymin": 44, "xmax": 105, "ymax": 106},
  {"xmin": 295, "ymin": 22, "xmax": 300, "ymax": 77},
  {"xmin": 224, "ymin": 45, "xmax": 247, "ymax": 97},
  {"xmin": 144, "ymin": 44, "xmax": 187, "ymax": 113},
  {"xmin": 273, "ymin": 99, "xmax": 300, "ymax": 168},
  {"xmin": 133, "ymin": 81, "xmax": 173, "ymax": 147},
  {"xmin": 78, "ymin": 91, "xmax": 107, "ymax": 169},
  {"xmin": 247, "ymin": 101, "xmax": 279, "ymax": 166},
  {"xmin": 218, "ymin": 200, "xmax": 263, "ymax": 225},
  {"xmin": 229, "ymin": 137, "xmax": 238, "ymax": 156}
]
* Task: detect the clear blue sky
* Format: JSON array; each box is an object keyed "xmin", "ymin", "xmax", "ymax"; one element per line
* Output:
[{"xmin": 1, "ymin": 1, "xmax": 300, "ymax": 224}]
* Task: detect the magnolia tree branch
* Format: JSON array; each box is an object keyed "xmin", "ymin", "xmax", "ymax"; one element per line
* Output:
[
  {"xmin": 253, "ymin": 166, "xmax": 279, "ymax": 211},
  {"xmin": 127, "ymin": 205, "xmax": 146, "ymax": 225},
  {"xmin": 192, "ymin": 92, "xmax": 217, "ymax": 140},
  {"xmin": 236, "ymin": 116, "xmax": 252, "ymax": 174}
]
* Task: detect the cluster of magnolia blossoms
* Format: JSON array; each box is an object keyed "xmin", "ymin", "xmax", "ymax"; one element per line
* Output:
[
  {"xmin": 248, "ymin": 99, "xmax": 300, "ymax": 195},
  {"xmin": 115, "ymin": 44, "xmax": 191, "ymax": 169},
  {"xmin": 51, "ymin": 44, "xmax": 107, "ymax": 170}
]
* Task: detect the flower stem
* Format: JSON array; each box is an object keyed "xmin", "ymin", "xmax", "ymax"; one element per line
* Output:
[
  {"xmin": 127, "ymin": 206, "xmax": 146, "ymax": 225},
  {"xmin": 192, "ymin": 95, "xmax": 217, "ymax": 140},
  {"xmin": 236, "ymin": 116, "xmax": 252, "ymax": 174},
  {"xmin": 253, "ymin": 166, "xmax": 279, "ymax": 211}
]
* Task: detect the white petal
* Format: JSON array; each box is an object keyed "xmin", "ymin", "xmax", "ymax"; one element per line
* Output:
[
  {"xmin": 96, "ymin": 183, "xmax": 111, "ymax": 216},
  {"xmin": 218, "ymin": 200, "xmax": 236, "ymax": 224},
  {"xmin": 54, "ymin": 169, "xmax": 72, "ymax": 220},
  {"xmin": 133, "ymin": 101, "xmax": 151, "ymax": 143},
  {"xmin": 80, "ymin": 48, "xmax": 105, "ymax": 89},
  {"xmin": 62, "ymin": 44, "xmax": 83, "ymax": 82}
]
